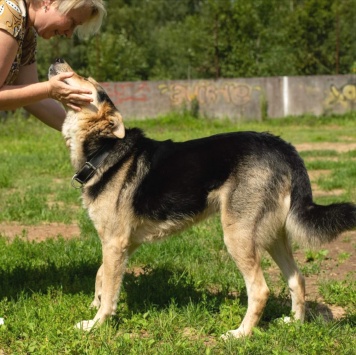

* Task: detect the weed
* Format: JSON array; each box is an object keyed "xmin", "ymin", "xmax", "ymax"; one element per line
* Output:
[
  {"xmin": 338, "ymin": 252, "xmax": 351, "ymax": 263},
  {"xmin": 305, "ymin": 249, "xmax": 329, "ymax": 263}
]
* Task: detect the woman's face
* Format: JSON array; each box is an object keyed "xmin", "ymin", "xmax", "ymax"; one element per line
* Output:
[{"xmin": 32, "ymin": 3, "xmax": 93, "ymax": 39}]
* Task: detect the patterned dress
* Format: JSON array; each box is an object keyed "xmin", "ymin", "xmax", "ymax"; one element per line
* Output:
[{"xmin": 0, "ymin": 0, "xmax": 37, "ymax": 85}]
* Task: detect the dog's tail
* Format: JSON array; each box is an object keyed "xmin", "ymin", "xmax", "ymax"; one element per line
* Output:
[
  {"xmin": 285, "ymin": 155, "xmax": 356, "ymax": 247},
  {"xmin": 286, "ymin": 200, "xmax": 356, "ymax": 247}
]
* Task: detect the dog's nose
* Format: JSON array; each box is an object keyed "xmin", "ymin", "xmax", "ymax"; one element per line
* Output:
[{"xmin": 55, "ymin": 58, "xmax": 65, "ymax": 64}]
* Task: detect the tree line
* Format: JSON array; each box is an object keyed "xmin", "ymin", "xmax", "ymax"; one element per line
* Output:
[{"xmin": 37, "ymin": 0, "xmax": 356, "ymax": 82}]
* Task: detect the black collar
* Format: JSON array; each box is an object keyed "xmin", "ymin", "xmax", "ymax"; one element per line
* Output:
[{"xmin": 71, "ymin": 143, "xmax": 112, "ymax": 189}]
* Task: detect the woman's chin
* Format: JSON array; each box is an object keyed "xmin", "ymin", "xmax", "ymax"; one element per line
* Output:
[{"xmin": 39, "ymin": 32, "xmax": 52, "ymax": 40}]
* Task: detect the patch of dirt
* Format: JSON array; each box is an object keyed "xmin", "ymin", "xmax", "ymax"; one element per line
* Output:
[
  {"xmin": 307, "ymin": 170, "xmax": 331, "ymax": 180},
  {"xmin": 307, "ymin": 170, "xmax": 345, "ymax": 198},
  {"xmin": 296, "ymin": 232, "xmax": 355, "ymax": 299},
  {"xmin": 295, "ymin": 142, "xmax": 356, "ymax": 153},
  {"xmin": 0, "ymin": 222, "xmax": 80, "ymax": 242},
  {"xmin": 267, "ymin": 231, "xmax": 355, "ymax": 320}
]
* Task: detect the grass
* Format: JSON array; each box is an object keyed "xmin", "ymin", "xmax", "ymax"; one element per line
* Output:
[{"xmin": 0, "ymin": 112, "xmax": 356, "ymax": 354}]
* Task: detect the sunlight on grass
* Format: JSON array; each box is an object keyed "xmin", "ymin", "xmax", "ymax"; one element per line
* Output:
[{"xmin": 1, "ymin": 112, "xmax": 356, "ymax": 353}]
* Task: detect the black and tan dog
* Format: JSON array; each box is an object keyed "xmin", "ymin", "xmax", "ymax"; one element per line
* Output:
[{"xmin": 49, "ymin": 59, "xmax": 356, "ymax": 338}]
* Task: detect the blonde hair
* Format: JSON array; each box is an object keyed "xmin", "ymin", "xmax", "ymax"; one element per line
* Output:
[{"xmin": 53, "ymin": 0, "xmax": 106, "ymax": 39}]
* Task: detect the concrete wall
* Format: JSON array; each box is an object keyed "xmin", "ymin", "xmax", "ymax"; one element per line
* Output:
[{"xmin": 100, "ymin": 74, "xmax": 356, "ymax": 121}]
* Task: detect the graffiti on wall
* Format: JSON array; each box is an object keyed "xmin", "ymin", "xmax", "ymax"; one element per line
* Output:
[
  {"xmin": 158, "ymin": 81, "xmax": 261, "ymax": 107},
  {"xmin": 101, "ymin": 82, "xmax": 150, "ymax": 104},
  {"xmin": 324, "ymin": 83, "xmax": 356, "ymax": 109},
  {"xmin": 98, "ymin": 77, "xmax": 355, "ymax": 120}
]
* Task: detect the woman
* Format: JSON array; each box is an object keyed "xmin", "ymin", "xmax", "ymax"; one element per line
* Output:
[{"xmin": 0, "ymin": 0, "xmax": 106, "ymax": 130}]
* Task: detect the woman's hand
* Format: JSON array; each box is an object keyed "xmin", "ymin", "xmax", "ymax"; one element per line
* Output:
[{"xmin": 47, "ymin": 72, "xmax": 93, "ymax": 110}]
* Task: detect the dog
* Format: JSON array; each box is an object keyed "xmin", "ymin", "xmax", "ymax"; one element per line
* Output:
[{"xmin": 49, "ymin": 58, "xmax": 356, "ymax": 339}]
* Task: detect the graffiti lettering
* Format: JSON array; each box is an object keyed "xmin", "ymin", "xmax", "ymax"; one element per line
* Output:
[
  {"xmin": 159, "ymin": 82, "xmax": 260, "ymax": 107},
  {"xmin": 101, "ymin": 82, "xmax": 150, "ymax": 105},
  {"xmin": 325, "ymin": 83, "xmax": 356, "ymax": 109},
  {"xmin": 331, "ymin": 84, "xmax": 356, "ymax": 101}
]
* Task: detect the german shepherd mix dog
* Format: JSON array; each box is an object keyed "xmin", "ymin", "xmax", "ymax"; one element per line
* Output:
[{"xmin": 49, "ymin": 59, "xmax": 356, "ymax": 339}]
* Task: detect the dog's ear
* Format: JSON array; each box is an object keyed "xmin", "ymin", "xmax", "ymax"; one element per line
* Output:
[
  {"xmin": 110, "ymin": 112, "xmax": 125, "ymax": 139},
  {"xmin": 113, "ymin": 123, "xmax": 125, "ymax": 139}
]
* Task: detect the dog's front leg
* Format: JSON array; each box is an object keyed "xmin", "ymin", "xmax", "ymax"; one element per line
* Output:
[
  {"xmin": 91, "ymin": 264, "xmax": 103, "ymax": 309},
  {"xmin": 90, "ymin": 243, "xmax": 140, "ymax": 310},
  {"xmin": 77, "ymin": 239, "xmax": 129, "ymax": 331}
]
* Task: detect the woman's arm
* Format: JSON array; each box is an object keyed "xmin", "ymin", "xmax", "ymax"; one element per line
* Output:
[
  {"xmin": 14, "ymin": 62, "xmax": 66, "ymax": 131},
  {"xmin": 0, "ymin": 30, "xmax": 92, "ymax": 130},
  {"xmin": 0, "ymin": 30, "xmax": 50, "ymax": 110}
]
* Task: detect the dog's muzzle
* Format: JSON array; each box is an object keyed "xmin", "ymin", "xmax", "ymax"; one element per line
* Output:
[{"xmin": 48, "ymin": 58, "xmax": 68, "ymax": 78}]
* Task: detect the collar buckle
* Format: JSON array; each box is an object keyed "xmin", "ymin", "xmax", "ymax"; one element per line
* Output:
[
  {"xmin": 69, "ymin": 142, "xmax": 113, "ymax": 189},
  {"xmin": 71, "ymin": 162, "xmax": 97, "ymax": 189},
  {"xmin": 71, "ymin": 174, "xmax": 84, "ymax": 189}
]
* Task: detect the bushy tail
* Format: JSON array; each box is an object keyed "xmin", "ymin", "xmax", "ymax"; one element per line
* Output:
[
  {"xmin": 286, "ymin": 201, "xmax": 356, "ymax": 247},
  {"xmin": 283, "ymin": 143, "xmax": 356, "ymax": 247}
]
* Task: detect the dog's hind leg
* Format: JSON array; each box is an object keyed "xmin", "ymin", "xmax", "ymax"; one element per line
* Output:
[
  {"xmin": 268, "ymin": 232, "xmax": 305, "ymax": 322},
  {"xmin": 221, "ymin": 222, "xmax": 270, "ymax": 339}
]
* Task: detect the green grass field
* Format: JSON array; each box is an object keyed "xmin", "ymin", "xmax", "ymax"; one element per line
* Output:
[{"xmin": 0, "ymin": 112, "xmax": 355, "ymax": 354}]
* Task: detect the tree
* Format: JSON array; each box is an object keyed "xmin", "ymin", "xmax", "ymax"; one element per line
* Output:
[
  {"xmin": 34, "ymin": 0, "xmax": 355, "ymax": 82},
  {"xmin": 287, "ymin": 0, "xmax": 348, "ymax": 75}
]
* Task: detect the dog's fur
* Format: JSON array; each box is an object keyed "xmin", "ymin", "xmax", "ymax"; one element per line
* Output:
[{"xmin": 49, "ymin": 59, "xmax": 356, "ymax": 338}]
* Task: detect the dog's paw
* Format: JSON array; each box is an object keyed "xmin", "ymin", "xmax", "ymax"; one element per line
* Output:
[
  {"xmin": 275, "ymin": 316, "xmax": 293, "ymax": 325},
  {"xmin": 76, "ymin": 320, "xmax": 97, "ymax": 331},
  {"xmin": 221, "ymin": 329, "xmax": 248, "ymax": 340}
]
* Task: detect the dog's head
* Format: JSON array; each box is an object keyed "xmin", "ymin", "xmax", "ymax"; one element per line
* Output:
[{"xmin": 48, "ymin": 58, "xmax": 125, "ymax": 141}]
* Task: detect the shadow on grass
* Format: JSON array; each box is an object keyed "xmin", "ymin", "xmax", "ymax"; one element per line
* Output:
[
  {"xmin": 121, "ymin": 266, "xmax": 296, "ymax": 323},
  {"xmin": 0, "ymin": 261, "xmax": 100, "ymax": 299},
  {"xmin": 123, "ymin": 266, "xmax": 354, "ymax": 328},
  {"xmin": 0, "ymin": 259, "xmax": 346, "ymax": 327},
  {"xmin": 123, "ymin": 267, "xmax": 224, "ymax": 312}
]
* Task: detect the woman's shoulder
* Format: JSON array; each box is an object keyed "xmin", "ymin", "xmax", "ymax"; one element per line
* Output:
[{"xmin": 0, "ymin": 0, "xmax": 26, "ymax": 39}]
